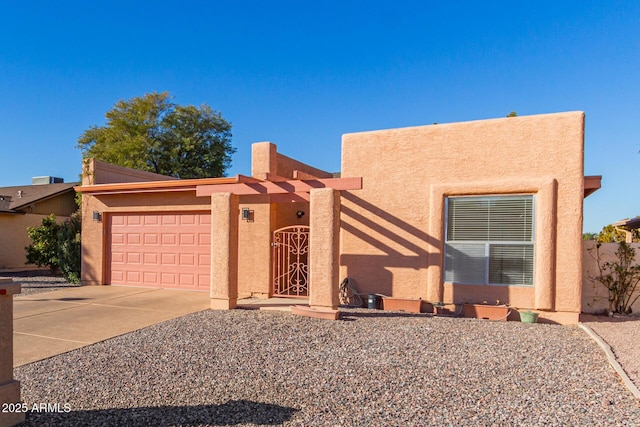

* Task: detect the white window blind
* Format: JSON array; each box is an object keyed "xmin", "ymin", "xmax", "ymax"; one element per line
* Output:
[{"xmin": 444, "ymin": 195, "xmax": 534, "ymax": 286}]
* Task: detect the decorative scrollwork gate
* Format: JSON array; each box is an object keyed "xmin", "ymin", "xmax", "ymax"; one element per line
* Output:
[{"xmin": 272, "ymin": 226, "xmax": 310, "ymax": 297}]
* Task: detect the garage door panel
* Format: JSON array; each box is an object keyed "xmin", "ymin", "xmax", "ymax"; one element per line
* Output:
[
  {"xmin": 144, "ymin": 234, "xmax": 159, "ymax": 245},
  {"xmin": 180, "ymin": 214, "xmax": 196, "ymax": 225},
  {"xmin": 127, "ymin": 271, "xmax": 141, "ymax": 283},
  {"xmin": 162, "ymin": 215, "xmax": 177, "ymax": 225},
  {"xmin": 180, "ymin": 234, "xmax": 196, "ymax": 245},
  {"xmin": 160, "ymin": 253, "xmax": 177, "ymax": 265},
  {"xmin": 198, "ymin": 275, "xmax": 210, "ymax": 287},
  {"xmin": 127, "ymin": 215, "xmax": 142, "ymax": 226},
  {"xmin": 179, "ymin": 253, "xmax": 195, "ymax": 266},
  {"xmin": 111, "ymin": 271, "xmax": 124, "ymax": 282},
  {"xmin": 111, "ymin": 233, "xmax": 125, "ymax": 244},
  {"xmin": 143, "ymin": 272, "xmax": 157, "ymax": 284},
  {"xmin": 143, "ymin": 253, "xmax": 158, "ymax": 264},
  {"xmin": 126, "ymin": 253, "xmax": 141, "ymax": 264},
  {"xmin": 111, "ymin": 252, "xmax": 124, "ymax": 263},
  {"xmin": 180, "ymin": 274, "xmax": 195, "ymax": 286},
  {"xmin": 199, "ymin": 254, "xmax": 210, "ymax": 266},
  {"xmin": 144, "ymin": 215, "xmax": 159, "ymax": 225},
  {"xmin": 162, "ymin": 234, "xmax": 177, "ymax": 245},
  {"xmin": 161, "ymin": 273, "xmax": 176, "ymax": 285},
  {"xmin": 108, "ymin": 212, "xmax": 210, "ymax": 291}
]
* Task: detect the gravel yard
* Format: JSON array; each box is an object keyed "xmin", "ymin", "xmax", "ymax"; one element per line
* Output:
[
  {"xmin": 3, "ymin": 270, "xmax": 80, "ymax": 296},
  {"xmin": 582, "ymin": 314, "xmax": 640, "ymax": 390},
  {"xmin": 14, "ymin": 308, "xmax": 640, "ymax": 426}
]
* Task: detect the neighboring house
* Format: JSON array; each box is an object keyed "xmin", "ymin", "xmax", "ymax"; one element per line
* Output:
[
  {"xmin": 0, "ymin": 179, "xmax": 78, "ymax": 269},
  {"xmin": 77, "ymin": 112, "xmax": 601, "ymax": 324},
  {"xmin": 612, "ymin": 216, "xmax": 640, "ymax": 243}
]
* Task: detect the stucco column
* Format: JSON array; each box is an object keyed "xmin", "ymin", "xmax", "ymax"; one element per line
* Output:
[
  {"xmin": 210, "ymin": 193, "xmax": 239, "ymax": 310},
  {"xmin": 309, "ymin": 188, "xmax": 340, "ymax": 310},
  {"xmin": 534, "ymin": 180, "xmax": 557, "ymax": 310},
  {"xmin": 0, "ymin": 279, "xmax": 25, "ymax": 427}
]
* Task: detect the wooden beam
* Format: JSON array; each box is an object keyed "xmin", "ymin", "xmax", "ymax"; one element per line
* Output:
[
  {"xmin": 293, "ymin": 170, "xmax": 327, "ymax": 180},
  {"xmin": 196, "ymin": 177, "xmax": 362, "ymax": 197},
  {"xmin": 270, "ymin": 193, "xmax": 310, "ymax": 203}
]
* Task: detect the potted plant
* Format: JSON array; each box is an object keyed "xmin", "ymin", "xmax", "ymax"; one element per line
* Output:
[{"xmin": 519, "ymin": 310, "xmax": 539, "ymax": 323}]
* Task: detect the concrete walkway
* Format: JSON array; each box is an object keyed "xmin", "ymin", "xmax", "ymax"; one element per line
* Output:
[
  {"xmin": 13, "ymin": 286, "xmax": 211, "ymax": 367},
  {"xmin": 12, "ymin": 285, "xmax": 308, "ymax": 367}
]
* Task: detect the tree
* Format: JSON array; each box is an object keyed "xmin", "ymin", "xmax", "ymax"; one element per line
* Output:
[
  {"xmin": 77, "ymin": 92, "xmax": 235, "ymax": 179},
  {"xmin": 596, "ymin": 224, "xmax": 640, "ymax": 243},
  {"xmin": 506, "ymin": 111, "xmax": 517, "ymax": 117}
]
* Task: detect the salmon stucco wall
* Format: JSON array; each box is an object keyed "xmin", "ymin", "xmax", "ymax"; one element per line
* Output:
[
  {"xmin": 340, "ymin": 112, "xmax": 586, "ymax": 323},
  {"xmin": 252, "ymin": 142, "xmax": 333, "ymax": 180},
  {"xmin": 0, "ymin": 191, "xmax": 76, "ymax": 269},
  {"xmin": 582, "ymin": 241, "xmax": 640, "ymax": 314},
  {"xmin": 0, "ymin": 213, "xmax": 68, "ymax": 269}
]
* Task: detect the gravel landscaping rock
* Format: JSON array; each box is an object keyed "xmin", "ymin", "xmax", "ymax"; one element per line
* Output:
[
  {"xmin": 14, "ymin": 308, "xmax": 640, "ymax": 426},
  {"xmin": 2, "ymin": 270, "xmax": 81, "ymax": 296},
  {"xmin": 581, "ymin": 314, "xmax": 640, "ymax": 390}
]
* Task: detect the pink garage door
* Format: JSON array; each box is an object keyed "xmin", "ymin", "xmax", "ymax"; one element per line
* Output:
[{"xmin": 107, "ymin": 212, "xmax": 210, "ymax": 291}]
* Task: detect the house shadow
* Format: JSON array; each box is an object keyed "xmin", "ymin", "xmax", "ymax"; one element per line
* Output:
[
  {"xmin": 23, "ymin": 400, "xmax": 299, "ymax": 427},
  {"xmin": 339, "ymin": 192, "xmax": 440, "ymax": 296}
]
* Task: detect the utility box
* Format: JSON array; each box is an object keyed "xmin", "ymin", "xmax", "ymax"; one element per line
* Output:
[{"xmin": 32, "ymin": 176, "xmax": 64, "ymax": 185}]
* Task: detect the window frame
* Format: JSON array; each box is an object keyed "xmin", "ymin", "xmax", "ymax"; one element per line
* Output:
[{"xmin": 443, "ymin": 194, "xmax": 536, "ymax": 287}]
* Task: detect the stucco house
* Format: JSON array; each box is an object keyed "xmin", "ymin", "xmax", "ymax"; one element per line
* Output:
[
  {"xmin": 0, "ymin": 179, "xmax": 78, "ymax": 269},
  {"xmin": 77, "ymin": 111, "xmax": 601, "ymax": 324}
]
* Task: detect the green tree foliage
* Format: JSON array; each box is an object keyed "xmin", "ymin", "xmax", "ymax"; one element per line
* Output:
[
  {"xmin": 583, "ymin": 232, "xmax": 599, "ymax": 240},
  {"xmin": 593, "ymin": 241, "xmax": 640, "ymax": 314},
  {"xmin": 77, "ymin": 92, "xmax": 235, "ymax": 179},
  {"xmin": 57, "ymin": 211, "xmax": 82, "ymax": 284},
  {"xmin": 596, "ymin": 224, "xmax": 640, "ymax": 243},
  {"xmin": 25, "ymin": 214, "xmax": 61, "ymax": 273},
  {"xmin": 506, "ymin": 111, "xmax": 518, "ymax": 117}
]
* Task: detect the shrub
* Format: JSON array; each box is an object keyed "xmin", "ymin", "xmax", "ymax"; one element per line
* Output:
[
  {"xmin": 593, "ymin": 241, "xmax": 640, "ymax": 315},
  {"xmin": 25, "ymin": 212, "xmax": 82, "ymax": 283},
  {"xmin": 57, "ymin": 211, "xmax": 82, "ymax": 284},
  {"xmin": 25, "ymin": 214, "xmax": 61, "ymax": 273}
]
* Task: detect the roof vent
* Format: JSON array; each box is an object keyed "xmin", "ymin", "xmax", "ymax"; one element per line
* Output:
[
  {"xmin": 32, "ymin": 176, "xmax": 64, "ymax": 185},
  {"xmin": 17, "ymin": 190, "xmax": 23, "ymax": 198}
]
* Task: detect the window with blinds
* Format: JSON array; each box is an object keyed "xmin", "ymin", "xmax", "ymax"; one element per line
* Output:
[{"xmin": 444, "ymin": 195, "xmax": 534, "ymax": 286}]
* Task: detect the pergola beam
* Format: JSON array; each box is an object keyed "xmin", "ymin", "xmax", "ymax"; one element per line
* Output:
[{"xmin": 196, "ymin": 177, "xmax": 362, "ymax": 197}]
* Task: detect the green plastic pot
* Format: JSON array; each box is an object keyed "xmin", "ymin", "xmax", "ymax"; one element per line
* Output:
[{"xmin": 520, "ymin": 311, "xmax": 539, "ymax": 323}]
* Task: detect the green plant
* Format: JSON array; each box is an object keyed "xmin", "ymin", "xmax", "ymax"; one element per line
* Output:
[
  {"xmin": 57, "ymin": 211, "xmax": 82, "ymax": 284},
  {"xmin": 593, "ymin": 241, "xmax": 640, "ymax": 315},
  {"xmin": 25, "ymin": 214, "xmax": 61, "ymax": 273}
]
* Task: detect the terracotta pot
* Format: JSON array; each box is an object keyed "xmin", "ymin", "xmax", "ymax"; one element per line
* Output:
[
  {"xmin": 463, "ymin": 303, "xmax": 510, "ymax": 321},
  {"xmin": 382, "ymin": 297, "xmax": 422, "ymax": 313}
]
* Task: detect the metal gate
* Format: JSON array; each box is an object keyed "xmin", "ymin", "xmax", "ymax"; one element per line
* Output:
[{"xmin": 272, "ymin": 226, "xmax": 310, "ymax": 297}]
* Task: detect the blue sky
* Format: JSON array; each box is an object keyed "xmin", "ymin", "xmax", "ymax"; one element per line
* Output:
[{"xmin": 1, "ymin": 1, "xmax": 638, "ymax": 233}]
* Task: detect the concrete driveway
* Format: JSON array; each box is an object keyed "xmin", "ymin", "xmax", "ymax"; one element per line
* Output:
[{"xmin": 13, "ymin": 286, "xmax": 210, "ymax": 367}]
